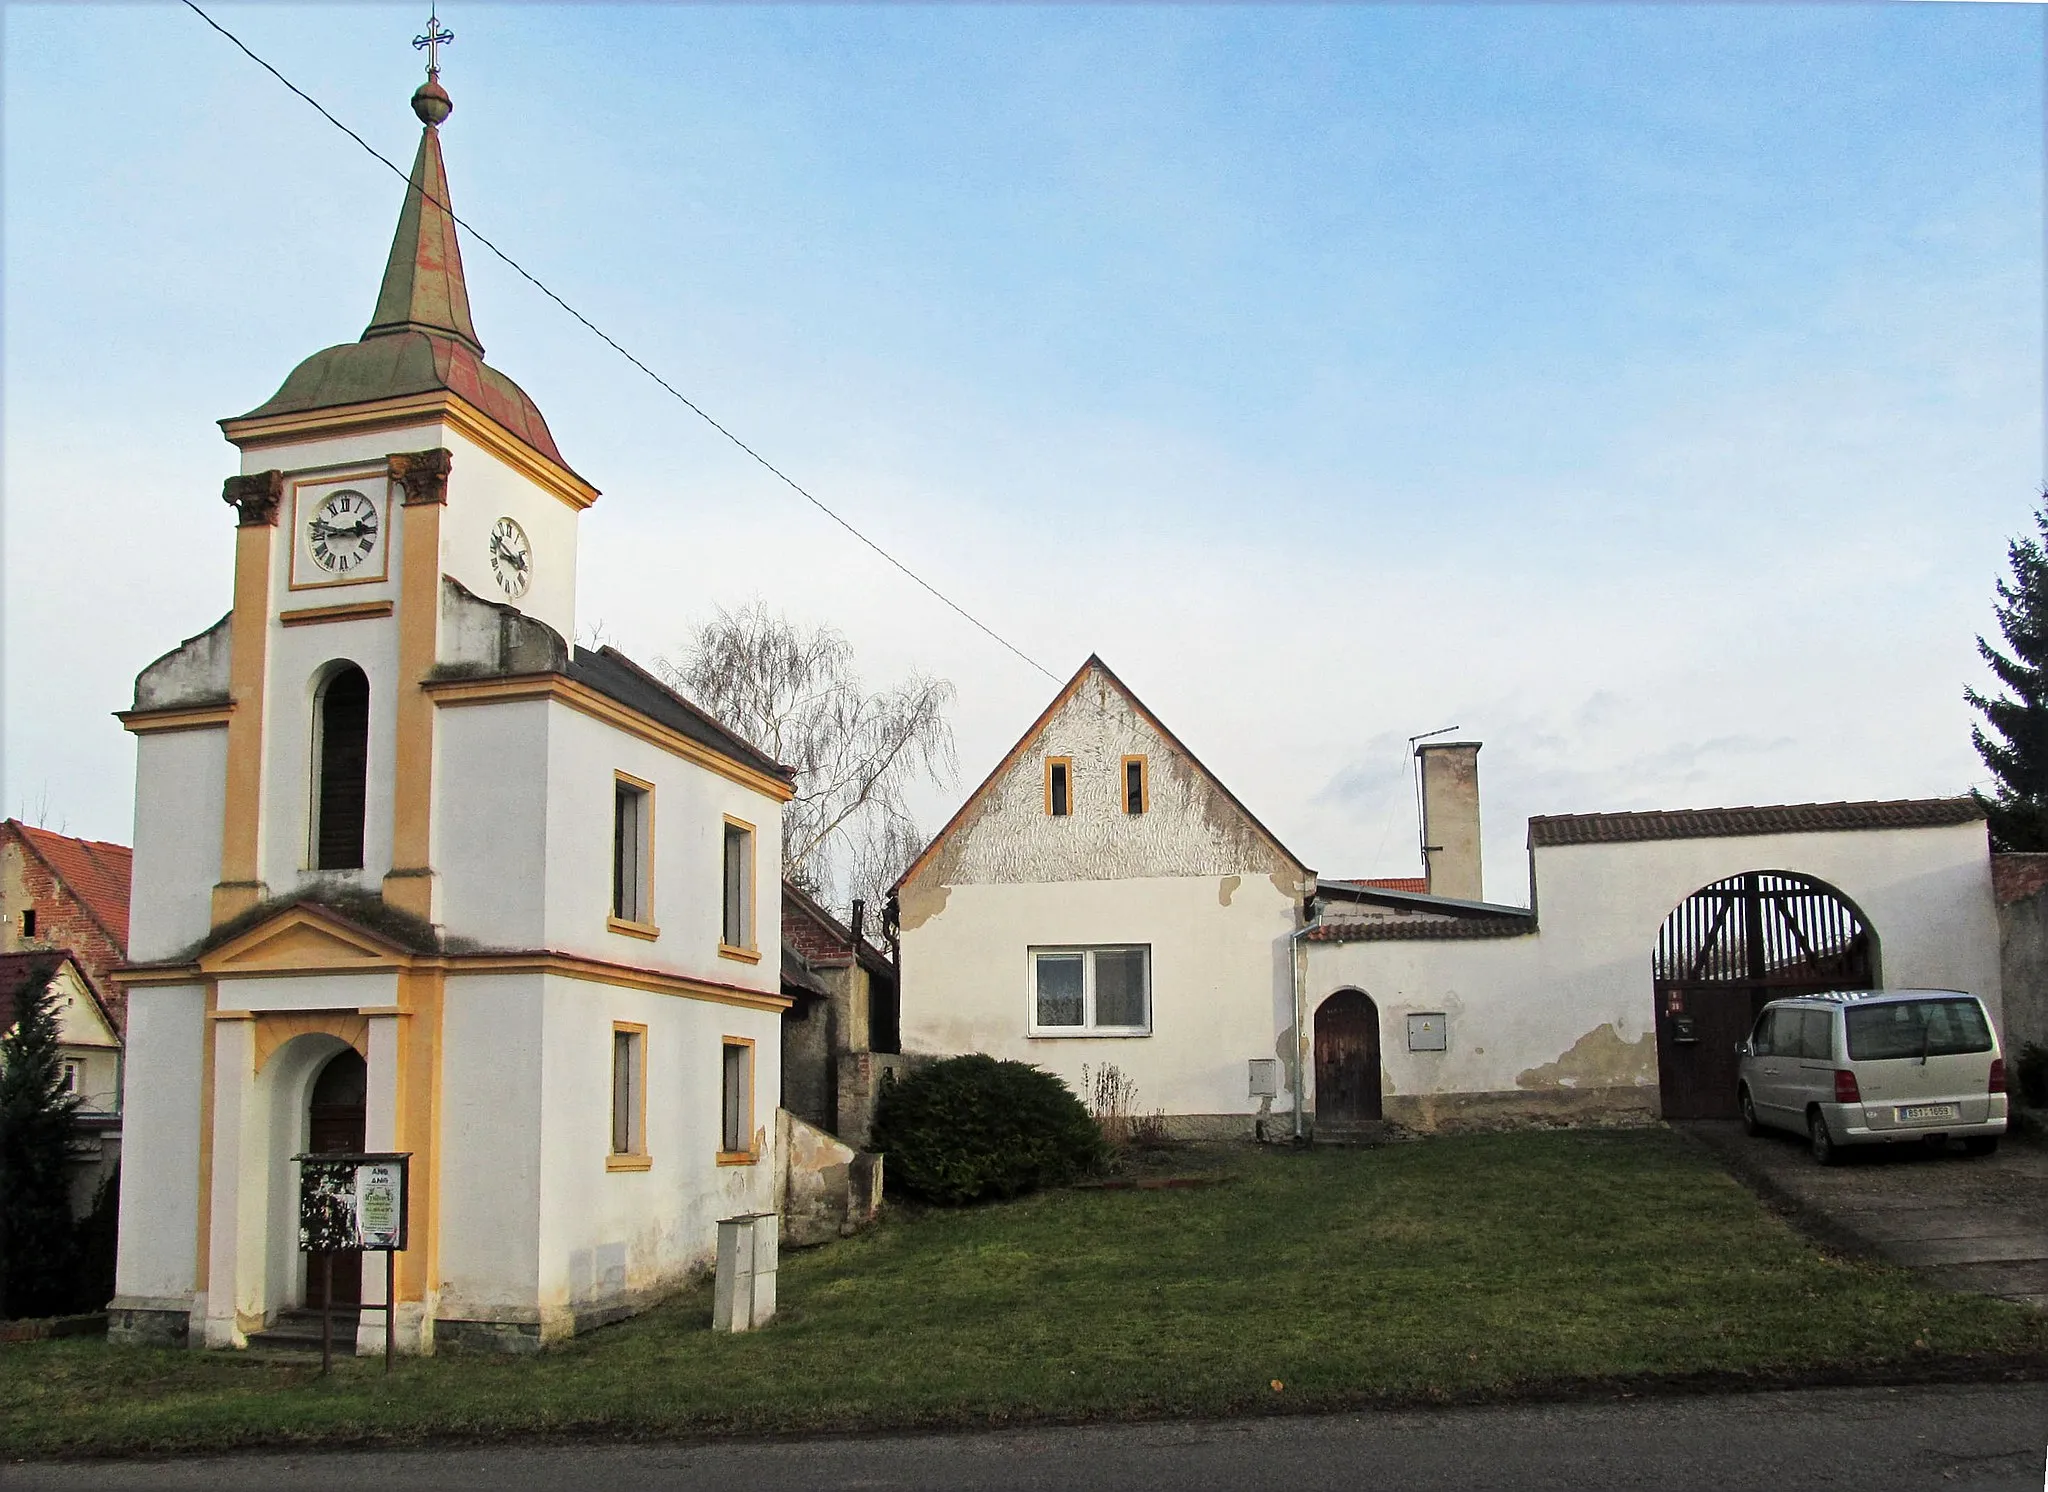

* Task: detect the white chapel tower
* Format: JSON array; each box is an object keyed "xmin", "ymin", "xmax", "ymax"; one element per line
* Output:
[{"xmin": 110, "ymin": 59, "xmax": 795, "ymax": 1354}]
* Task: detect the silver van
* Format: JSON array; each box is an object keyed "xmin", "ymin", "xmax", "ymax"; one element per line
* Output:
[{"xmin": 1735, "ymin": 989, "xmax": 2007, "ymax": 1164}]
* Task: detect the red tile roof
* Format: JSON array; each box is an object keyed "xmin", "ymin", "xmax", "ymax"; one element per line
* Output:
[
  {"xmin": 12, "ymin": 822, "xmax": 131, "ymax": 950},
  {"xmin": 1306, "ymin": 916, "xmax": 1534, "ymax": 943},
  {"xmin": 1527, "ymin": 798, "xmax": 1982, "ymax": 849},
  {"xmin": 1330, "ymin": 876, "xmax": 1428, "ymax": 894}
]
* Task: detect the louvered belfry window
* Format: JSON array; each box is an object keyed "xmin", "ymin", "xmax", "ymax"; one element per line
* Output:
[{"xmin": 315, "ymin": 665, "xmax": 371, "ymax": 871}]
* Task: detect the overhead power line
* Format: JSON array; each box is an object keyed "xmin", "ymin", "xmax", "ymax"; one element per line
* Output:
[{"xmin": 180, "ymin": 0, "xmax": 1060, "ymax": 685}]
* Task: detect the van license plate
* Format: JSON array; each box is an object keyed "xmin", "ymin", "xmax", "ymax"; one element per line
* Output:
[{"xmin": 1897, "ymin": 1104, "xmax": 1958, "ymax": 1123}]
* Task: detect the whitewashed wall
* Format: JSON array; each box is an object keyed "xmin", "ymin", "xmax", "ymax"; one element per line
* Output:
[
  {"xmin": 111, "ymin": 983, "xmax": 207, "ymax": 1310},
  {"xmin": 1306, "ymin": 818, "xmax": 2001, "ymax": 1113},
  {"xmin": 902, "ymin": 875, "xmax": 1298, "ymax": 1122},
  {"xmin": 127, "ymin": 728, "xmax": 228, "ymax": 962}
]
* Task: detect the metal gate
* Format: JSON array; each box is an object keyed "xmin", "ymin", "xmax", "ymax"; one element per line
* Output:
[{"xmin": 1652, "ymin": 872, "xmax": 1876, "ymax": 1119}]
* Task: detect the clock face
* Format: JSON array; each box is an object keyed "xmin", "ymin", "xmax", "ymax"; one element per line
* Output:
[
  {"xmin": 307, "ymin": 490, "xmax": 380, "ymax": 576},
  {"xmin": 489, "ymin": 516, "xmax": 533, "ymax": 599}
]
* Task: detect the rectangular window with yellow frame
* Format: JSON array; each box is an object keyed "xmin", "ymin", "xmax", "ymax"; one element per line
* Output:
[
  {"xmin": 720, "ymin": 816, "xmax": 758, "ymax": 960},
  {"xmin": 719, "ymin": 1036, "xmax": 756, "ymax": 1162},
  {"xmin": 1045, "ymin": 756, "xmax": 1072, "ymax": 817},
  {"xmin": 1122, "ymin": 755, "xmax": 1148, "ymax": 815},
  {"xmin": 607, "ymin": 1022, "xmax": 650, "ymax": 1170},
  {"xmin": 610, "ymin": 772, "xmax": 657, "ymax": 938}
]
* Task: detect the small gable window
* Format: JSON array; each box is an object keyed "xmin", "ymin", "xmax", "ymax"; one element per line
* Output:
[
  {"xmin": 313, "ymin": 664, "xmax": 370, "ymax": 871},
  {"xmin": 19, "ymin": 909, "xmax": 35, "ymax": 939},
  {"xmin": 1046, "ymin": 757, "xmax": 1072, "ymax": 817},
  {"xmin": 1123, "ymin": 756, "xmax": 1148, "ymax": 815}
]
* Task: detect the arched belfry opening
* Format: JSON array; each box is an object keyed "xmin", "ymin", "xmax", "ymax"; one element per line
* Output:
[
  {"xmin": 1315, "ymin": 989, "xmax": 1383, "ymax": 1125},
  {"xmin": 305, "ymin": 1048, "xmax": 366, "ymax": 1308},
  {"xmin": 313, "ymin": 664, "xmax": 370, "ymax": 871},
  {"xmin": 1652, "ymin": 871, "xmax": 1877, "ymax": 1119}
]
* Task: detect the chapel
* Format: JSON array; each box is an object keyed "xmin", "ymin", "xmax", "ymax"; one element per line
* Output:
[{"xmin": 109, "ymin": 62, "xmax": 793, "ymax": 1354}]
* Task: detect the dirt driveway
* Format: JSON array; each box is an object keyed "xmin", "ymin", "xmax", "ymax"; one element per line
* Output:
[{"xmin": 1682, "ymin": 1121, "xmax": 2048, "ymax": 1309}]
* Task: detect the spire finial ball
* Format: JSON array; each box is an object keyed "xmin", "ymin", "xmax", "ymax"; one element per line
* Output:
[{"xmin": 412, "ymin": 77, "xmax": 453, "ymax": 126}]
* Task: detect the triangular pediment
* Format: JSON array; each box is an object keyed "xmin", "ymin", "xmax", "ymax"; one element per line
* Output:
[
  {"xmin": 199, "ymin": 903, "xmax": 414, "ymax": 977},
  {"xmin": 896, "ymin": 655, "xmax": 1311, "ymax": 894}
]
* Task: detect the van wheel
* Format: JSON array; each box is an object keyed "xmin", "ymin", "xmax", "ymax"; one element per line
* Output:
[
  {"xmin": 1809, "ymin": 1110, "xmax": 1842, "ymax": 1166},
  {"xmin": 1739, "ymin": 1086, "xmax": 1763, "ymax": 1137},
  {"xmin": 1964, "ymin": 1136, "xmax": 2000, "ymax": 1158}
]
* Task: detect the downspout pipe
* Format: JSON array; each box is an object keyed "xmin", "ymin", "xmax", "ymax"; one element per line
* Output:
[{"xmin": 1290, "ymin": 905, "xmax": 1322, "ymax": 1142}]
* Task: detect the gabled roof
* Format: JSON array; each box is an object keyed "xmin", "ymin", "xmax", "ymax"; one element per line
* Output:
[
  {"xmin": 893, "ymin": 654, "xmax": 1310, "ymax": 893},
  {"xmin": 1528, "ymin": 797, "xmax": 1983, "ymax": 848},
  {"xmin": 6, "ymin": 821, "xmax": 131, "ymax": 952},
  {"xmin": 782, "ymin": 879, "xmax": 894, "ymax": 979},
  {"xmin": 0, "ymin": 949, "xmax": 122, "ymax": 1044},
  {"xmin": 571, "ymin": 646, "xmax": 796, "ymax": 787}
]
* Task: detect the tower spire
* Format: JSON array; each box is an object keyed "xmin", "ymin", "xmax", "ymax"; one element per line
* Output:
[{"xmin": 362, "ymin": 12, "xmax": 477, "ymax": 353}]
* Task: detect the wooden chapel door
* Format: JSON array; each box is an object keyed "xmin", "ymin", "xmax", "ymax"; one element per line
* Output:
[
  {"xmin": 305, "ymin": 1048, "xmax": 366, "ymax": 1308},
  {"xmin": 1315, "ymin": 991, "xmax": 1383, "ymax": 1123}
]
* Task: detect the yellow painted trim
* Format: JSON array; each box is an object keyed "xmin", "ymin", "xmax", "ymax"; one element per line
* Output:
[
  {"xmin": 720, "ymin": 815, "xmax": 758, "ymax": 954},
  {"xmin": 198, "ymin": 902, "xmax": 415, "ymax": 977},
  {"xmin": 610, "ymin": 1020, "xmax": 649, "ymax": 1164},
  {"xmin": 718, "ymin": 1034, "xmax": 757, "ymax": 1164},
  {"xmin": 1045, "ymin": 756, "xmax": 1073, "ymax": 817},
  {"xmin": 213, "ymin": 519, "xmax": 275, "ymax": 927},
  {"xmin": 221, "ymin": 390, "xmax": 601, "ymax": 511},
  {"xmin": 286, "ymin": 472, "xmax": 392, "ymax": 591},
  {"xmin": 382, "ymin": 485, "xmax": 442, "ymax": 922},
  {"xmin": 1122, "ymin": 754, "xmax": 1149, "ymax": 815},
  {"xmin": 117, "ymin": 704, "xmax": 234, "ymax": 735},
  {"xmin": 425, "ymin": 675, "xmax": 796, "ymax": 802},
  {"xmin": 612, "ymin": 770, "xmax": 656, "ymax": 929},
  {"xmin": 251, "ymin": 1010, "xmax": 370, "ymax": 1073},
  {"xmin": 490, "ymin": 953, "xmax": 791, "ymax": 1011},
  {"xmin": 280, "ymin": 600, "xmax": 394, "ymax": 628},
  {"xmin": 394, "ymin": 964, "xmax": 444, "ymax": 1307}
]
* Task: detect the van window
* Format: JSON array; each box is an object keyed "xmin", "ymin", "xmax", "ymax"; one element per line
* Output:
[
  {"xmin": 1765, "ymin": 1008, "xmax": 1801, "ymax": 1056},
  {"xmin": 1749, "ymin": 1012, "xmax": 1776, "ymax": 1056},
  {"xmin": 1844, "ymin": 999, "xmax": 1993, "ymax": 1061},
  {"xmin": 1798, "ymin": 1010, "xmax": 1833, "ymax": 1061}
]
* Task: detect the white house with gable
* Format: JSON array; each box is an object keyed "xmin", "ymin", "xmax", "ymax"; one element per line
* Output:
[
  {"xmin": 109, "ymin": 73, "xmax": 792, "ymax": 1355},
  {"xmin": 895, "ymin": 657, "xmax": 2004, "ymax": 1139}
]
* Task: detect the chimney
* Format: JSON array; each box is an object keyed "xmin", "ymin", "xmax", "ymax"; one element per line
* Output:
[{"xmin": 1417, "ymin": 742, "xmax": 1483, "ymax": 901}]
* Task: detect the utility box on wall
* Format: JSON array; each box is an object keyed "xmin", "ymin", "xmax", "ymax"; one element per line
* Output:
[
  {"xmin": 1407, "ymin": 1013, "xmax": 1448, "ymax": 1052},
  {"xmin": 1247, "ymin": 1058, "xmax": 1279, "ymax": 1099}
]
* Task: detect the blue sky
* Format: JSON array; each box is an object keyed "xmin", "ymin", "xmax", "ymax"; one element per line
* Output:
[{"xmin": 4, "ymin": 4, "xmax": 2041, "ymax": 899}]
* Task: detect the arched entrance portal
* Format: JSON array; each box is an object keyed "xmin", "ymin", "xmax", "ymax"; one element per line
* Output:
[
  {"xmin": 1653, "ymin": 872, "xmax": 1876, "ymax": 1119},
  {"xmin": 1315, "ymin": 990, "xmax": 1383, "ymax": 1124},
  {"xmin": 305, "ymin": 1048, "xmax": 366, "ymax": 1308}
]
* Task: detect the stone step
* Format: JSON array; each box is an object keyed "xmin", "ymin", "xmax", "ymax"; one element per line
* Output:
[
  {"xmin": 246, "ymin": 1308, "xmax": 360, "ymax": 1353},
  {"xmin": 1315, "ymin": 1120, "xmax": 1394, "ymax": 1146}
]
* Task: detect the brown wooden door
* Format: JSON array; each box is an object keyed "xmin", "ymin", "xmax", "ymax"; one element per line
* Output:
[
  {"xmin": 305, "ymin": 1050, "xmax": 365, "ymax": 1308},
  {"xmin": 1315, "ymin": 991, "xmax": 1382, "ymax": 1123},
  {"xmin": 1653, "ymin": 984, "xmax": 1767, "ymax": 1120}
]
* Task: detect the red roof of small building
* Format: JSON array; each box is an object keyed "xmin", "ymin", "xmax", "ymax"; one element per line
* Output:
[
  {"xmin": 1330, "ymin": 876, "xmax": 1428, "ymax": 894},
  {"xmin": 9, "ymin": 822, "xmax": 131, "ymax": 951}
]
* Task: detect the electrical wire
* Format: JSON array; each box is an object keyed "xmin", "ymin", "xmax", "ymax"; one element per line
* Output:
[{"xmin": 180, "ymin": 0, "xmax": 1060, "ymax": 684}]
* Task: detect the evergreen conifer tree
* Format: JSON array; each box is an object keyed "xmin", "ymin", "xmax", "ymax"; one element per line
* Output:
[
  {"xmin": 1968, "ymin": 492, "xmax": 2048, "ymax": 851},
  {"xmin": 0, "ymin": 962, "xmax": 82, "ymax": 1319}
]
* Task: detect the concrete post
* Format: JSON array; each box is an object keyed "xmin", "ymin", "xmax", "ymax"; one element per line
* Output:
[{"xmin": 712, "ymin": 1213, "xmax": 778, "ymax": 1332}]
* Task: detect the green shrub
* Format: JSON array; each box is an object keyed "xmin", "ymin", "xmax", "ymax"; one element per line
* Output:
[{"xmin": 870, "ymin": 1056, "xmax": 1106, "ymax": 1205}]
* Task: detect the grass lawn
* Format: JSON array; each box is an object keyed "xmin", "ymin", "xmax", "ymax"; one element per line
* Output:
[{"xmin": 5, "ymin": 1129, "xmax": 2044, "ymax": 1458}]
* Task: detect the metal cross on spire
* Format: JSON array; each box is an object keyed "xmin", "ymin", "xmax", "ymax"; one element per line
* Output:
[{"xmin": 413, "ymin": 7, "xmax": 454, "ymax": 78}]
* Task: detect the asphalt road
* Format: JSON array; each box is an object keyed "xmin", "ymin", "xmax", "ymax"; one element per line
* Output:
[{"xmin": 11, "ymin": 1383, "xmax": 2048, "ymax": 1492}]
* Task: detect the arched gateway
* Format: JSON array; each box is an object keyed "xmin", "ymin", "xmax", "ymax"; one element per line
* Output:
[
  {"xmin": 1315, "ymin": 989, "xmax": 1383, "ymax": 1124},
  {"xmin": 1652, "ymin": 871, "xmax": 1877, "ymax": 1119}
]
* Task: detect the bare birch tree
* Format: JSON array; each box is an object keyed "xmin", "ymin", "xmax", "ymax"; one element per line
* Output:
[{"xmin": 659, "ymin": 604, "xmax": 955, "ymax": 917}]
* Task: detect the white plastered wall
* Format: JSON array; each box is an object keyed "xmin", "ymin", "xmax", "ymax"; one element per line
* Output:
[
  {"xmin": 111, "ymin": 983, "xmax": 208, "ymax": 1311},
  {"xmin": 900, "ymin": 875, "xmax": 1300, "ymax": 1119},
  {"xmin": 439, "ymin": 426, "xmax": 579, "ymax": 641},
  {"xmin": 533, "ymin": 975, "xmax": 781, "ymax": 1338},
  {"xmin": 1304, "ymin": 819, "xmax": 2001, "ymax": 1107},
  {"xmin": 431, "ymin": 698, "xmax": 551, "ymax": 948},
  {"xmin": 436, "ymin": 971, "xmax": 546, "ymax": 1325},
  {"xmin": 539, "ymin": 703, "xmax": 784, "ymax": 992},
  {"xmin": 128, "ymin": 728, "xmax": 228, "ymax": 962}
]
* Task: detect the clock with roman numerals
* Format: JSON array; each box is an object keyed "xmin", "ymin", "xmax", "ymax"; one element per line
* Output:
[
  {"xmin": 306, "ymin": 490, "xmax": 381, "ymax": 576},
  {"xmin": 489, "ymin": 516, "xmax": 532, "ymax": 599}
]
